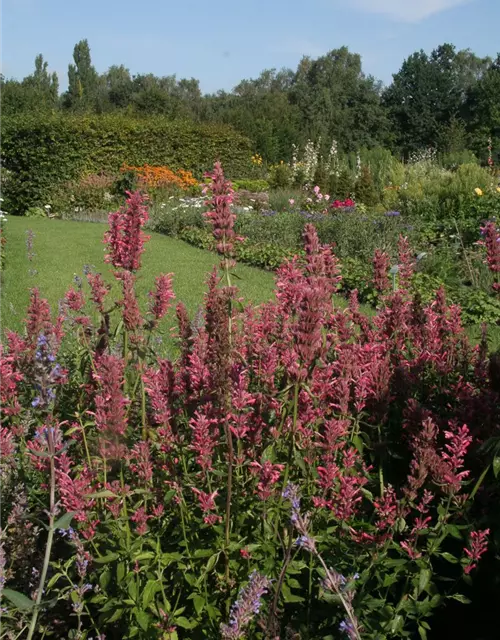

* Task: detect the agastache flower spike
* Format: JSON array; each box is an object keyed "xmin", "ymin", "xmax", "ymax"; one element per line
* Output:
[
  {"xmin": 204, "ymin": 161, "xmax": 236, "ymax": 265},
  {"xmin": 104, "ymin": 190, "xmax": 150, "ymax": 272},
  {"xmin": 464, "ymin": 529, "xmax": 489, "ymax": 574}
]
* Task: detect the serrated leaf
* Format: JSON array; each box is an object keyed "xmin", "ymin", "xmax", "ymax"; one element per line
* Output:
[
  {"xmin": 206, "ymin": 553, "xmax": 220, "ymax": 573},
  {"xmin": 94, "ymin": 552, "xmax": 119, "ymax": 564},
  {"xmin": 449, "ymin": 593, "xmax": 471, "ymax": 604},
  {"xmin": 142, "ymin": 580, "xmax": 159, "ymax": 608},
  {"xmin": 2, "ymin": 588, "xmax": 34, "ymax": 611},
  {"xmin": 192, "ymin": 594, "xmax": 205, "ymax": 615},
  {"xmin": 46, "ymin": 572, "xmax": 63, "ymax": 589},
  {"xmin": 281, "ymin": 582, "xmax": 305, "ymax": 603},
  {"xmin": 175, "ymin": 616, "xmax": 197, "ymax": 629},
  {"xmin": 86, "ymin": 490, "xmax": 118, "ymax": 499},
  {"xmin": 193, "ymin": 549, "xmax": 212, "ymax": 558},
  {"xmin": 99, "ymin": 570, "xmax": 111, "ymax": 591},
  {"xmin": 418, "ymin": 568, "xmax": 431, "ymax": 595},
  {"xmin": 53, "ymin": 512, "xmax": 76, "ymax": 530},
  {"xmin": 117, "ymin": 562, "xmax": 126, "ymax": 584},
  {"xmin": 106, "ymin": 608, "xmax": 124, "ymax": 623},
  {"xmin": 441, "ymin": 552, "xmax": 458, "ymax": 564},
  {"xmin": 134, "ymin": 608, "xmax": 151, "ymax": 631}
]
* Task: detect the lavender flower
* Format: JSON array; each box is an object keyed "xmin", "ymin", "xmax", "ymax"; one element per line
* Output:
[
  {"xmin": 385, "ymin": 211, "xmax": 401, "ymax": 217},
  {"xmin": 26, "ymin": 229, "xmax": 36, "ymax": 261},
  {"xmin": 282, "ymin": 483, "xmax": 301, "ymax": 525},
  {"xmin": 31, "ymin": 334, "xmax": 64, "ymax": 409},
  {"xmin": 220, "ymin": 571, "xmax": 271, "ymax": 639},
  {"xmin": 339, "ymin": 619, "xmax": 358, "ymax": 639}
]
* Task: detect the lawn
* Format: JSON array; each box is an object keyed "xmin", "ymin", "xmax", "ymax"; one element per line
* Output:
[{"xmin": 0, "ymin": 217, "xmax": 276, "ymax": 333}]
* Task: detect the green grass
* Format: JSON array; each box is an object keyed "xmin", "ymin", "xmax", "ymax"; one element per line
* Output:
[
  {"xmin": 1, "ymin": 217, "xmax": 276, "ymax": 333},
  {"xmin": 2, "ymin": 217, "xmax": 499, "ymax": 352}
]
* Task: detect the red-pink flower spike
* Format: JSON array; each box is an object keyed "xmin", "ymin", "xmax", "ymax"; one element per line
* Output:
[
  {"xmin": 373, "ymin": 249, "xmax": 391, "ymax": 293},
  {"xmin": 104, "ymin": 190, "xmax": 150, "ymax": 272},
  {"xmin": 464, "ymin": 528, "xmax": 490, "ymax": 574},
  {"xmin": 93, "ymin": 354, "xmax": 129, "ymax": 459},
  {"xmin": 397, "ymin": 235, "xmax": 415, "ymax": 289},
  {"xmin": 87, "ymin": 272, "xmax": 110, "ymax": 313},
  {"xmin": 480, "ymin": 220, "xmax": 500, "ymax": 293},
  {"xmin": 149, "ymin": 273, "xmax": 175, "ymax": 323},
  {"xmin": 204, "ymin": 162, "xmax": 236, "ymax": 261},
  {"xmin": 117, "ymin": 271, "xmax": 143, "ymax": 331}
]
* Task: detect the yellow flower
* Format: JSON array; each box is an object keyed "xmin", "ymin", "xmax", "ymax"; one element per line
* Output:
[
  {"xmin": 496, "ymin": 187, "xmax": 500, "ymax": 193},
  {"xmin": 474, "ymin": 187, "xmax": 483, "ymax": 196}
]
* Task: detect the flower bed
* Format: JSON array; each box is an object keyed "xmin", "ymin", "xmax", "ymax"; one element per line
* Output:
[{"xmin": 1, "ymin": 164, "xmax": 499, "ymax": 640}]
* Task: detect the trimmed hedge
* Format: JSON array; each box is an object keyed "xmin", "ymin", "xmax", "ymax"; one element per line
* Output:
[{"xmin": 1, "ymin": 114, "xmax": 253, "ymax": 214}]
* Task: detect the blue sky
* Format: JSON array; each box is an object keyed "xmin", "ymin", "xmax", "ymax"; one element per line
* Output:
[{"xmin": 2, "ymin": 0, "xmax": 499, "ymax": 93}]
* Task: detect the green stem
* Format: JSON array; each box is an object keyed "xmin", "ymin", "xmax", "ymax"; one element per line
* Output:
[{"xmin": 26, "ymin": 432, "xmax": 56, "ymax": 640}]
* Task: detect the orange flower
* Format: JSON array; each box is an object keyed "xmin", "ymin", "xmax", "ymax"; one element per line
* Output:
[{"xmin": 121, "ymin": 164, "xmax": 197, "ymax": 191}]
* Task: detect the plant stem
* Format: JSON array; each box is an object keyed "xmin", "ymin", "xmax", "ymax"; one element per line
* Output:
[{"xmin": 26, "ymin": 431, "xmax": 57, "ymax": 640}]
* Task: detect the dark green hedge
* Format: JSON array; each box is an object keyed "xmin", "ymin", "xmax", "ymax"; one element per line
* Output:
[{"xmin": 1, "ymin": 114, "xmax": 253, "ymax": 214}]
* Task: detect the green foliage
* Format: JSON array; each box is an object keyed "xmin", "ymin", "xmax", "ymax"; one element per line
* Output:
[
  {"xmin": 232, "ymin": 179, "xmax": 270, "ymax": 192},
  {"xmin": 355, "ymin": 166, "xmax": 379, "ymax": 206},
  {"xmin": 268, "ymin": 162, "xmax": 292, "ymax": 189},
  {"xmin": 25, "ymin": 206, "xmax": 49, "ymax": 218},
  {"xmin": 1, "ymin": 114, "xmax": 252, "ymax": 214}
]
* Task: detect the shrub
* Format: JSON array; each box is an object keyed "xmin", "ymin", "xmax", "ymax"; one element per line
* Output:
[
  {"xmin": 52, "ymin": 173, "xmax": 119, "ymax": 216},
  {"xmin": 1, "ymin": 178, "xmax": 499, "ymax": 640},
  {"xmin": 0, "ymin": 114, "xmax": 252, "ymax": 214},
  {"xmin": 0, "ymin": 209, "xmax": 6, "ymax": 272},
  {"xmin": 268, "ymin": 161, "xmax": 292, "ymax": 188},
  {"xmin": 232, "ymin": 179, "xmax": 270, "ymax": 192}
]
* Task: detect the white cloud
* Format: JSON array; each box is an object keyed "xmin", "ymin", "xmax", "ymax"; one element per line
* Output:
[{"xmin": 345, "ymin": 0, "xmax": 475, "ymax": 22}]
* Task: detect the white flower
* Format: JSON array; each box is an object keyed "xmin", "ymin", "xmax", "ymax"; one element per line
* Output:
[{"xmin": 44, "ymin": 204, "xmax": 51, "ymax": 210}]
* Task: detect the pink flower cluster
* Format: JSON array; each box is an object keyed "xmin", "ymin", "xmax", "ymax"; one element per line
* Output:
[{"xmin": 104, "ymin": 190, "xmax": 150, "ymax": 272}]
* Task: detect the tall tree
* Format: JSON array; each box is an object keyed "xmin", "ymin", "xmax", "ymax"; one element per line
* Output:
[
  {"xmin": 465, "ymin": 54, "xmax": 500, "ymax": 162},
  {"xmin": 289, "ymin": 47, "xmax": 389, "ymax": 152},
  {"xmin": 384, "ymin": 44, "xmax": 490, "ymax": 154},
  {"xmin": 63, "ymin": 39, "xmax": 99, "ymax": 111}
]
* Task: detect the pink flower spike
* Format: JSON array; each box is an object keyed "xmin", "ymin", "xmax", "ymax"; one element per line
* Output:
[{"xmin": 464, "ymin": 529, "xmax": 490, "ymax": 574}]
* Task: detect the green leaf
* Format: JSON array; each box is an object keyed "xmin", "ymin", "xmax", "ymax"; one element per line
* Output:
[
  {"xmin": 142, "ymin": 580, "xmax": 159, "ymax": 609},
  {"xmin": 493, "ymin": 457, "xmax": 500, "ymax": 478},
  {"xmin": 193, "ymin": 549, "xmax": 212, "ymax": 558},
  {"xmin": 418, "ymin": 568, "xmax": 431, "ymax": 594},
  {"xmin": 206, "ymin": 553, "xmax": 220, "ymax": 573},
  {"xmin": 441, "ymin": 552, "xmax": 459, "ymax": 564},
  {"xmin": 192, "ymin": 594, "xmax": 205, "ymax": 615},
  {"xmin": 86, "ymin": 490, "xmax": 118, "ymax": 499},
  {"xmin": 134, "ymin": 608, "xmax": 151, "ymax": 631},
  {"xmin": 100, "ymin": 570, "xmax": 111, "ymax": 591},
  {"xmin": 94, "ymin": 552, "xmax": 119, "ymax": 564},
  {"xmin": 53, "ymin": 512, "xmax": 76, "ymax": 530},
  {"xmin": 282, "ymin": 582, "xmax": 305, "ymax": 603},
  {"xmin": 116, "ymin": 561, "xmax": 126, "ymax": 584},
  {"xmin": 449, "ymin": 594, "xmax": 471, "ymax": 604},
  {"xmin": 469, "ymin": 464, "xmax": 490, "ymax": 501},
  {"xmin": 106, "ymin": 608, "xmax": 124, "ymax": 623},
  {"xmin": 2, "ymin": 588, "xmax": 35, "ymax": 611},
  {"xmin": 46, "ymin": 572, "xmax": 63, "ymax": 589},
  {"xmin": 175, "ymin": 616, "xmax": 198, "ymax": 629},
  {"xmin": 418, "ymin": 625, "xmax": 428, "ymax": 640}
]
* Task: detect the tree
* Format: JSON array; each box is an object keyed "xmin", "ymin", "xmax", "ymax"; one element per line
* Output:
[
  {"xmin": 465, "ymin": 54, "xmax": 500, "ymax": 162},
  {"xmin": 289, "ymin": 47, "xmax": 389, "ymax": 152},
  {"xmin": 0, "ymin": 55, "xmax": 59, "ymax": 115},
  {"xmin": 63, "ymin": 39, "xmax": 99, "ymax": 111},
  {"xmin": 384, "ymin": 43, "xmax": 490, "ymax": 154}
]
